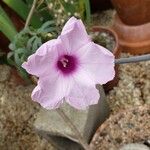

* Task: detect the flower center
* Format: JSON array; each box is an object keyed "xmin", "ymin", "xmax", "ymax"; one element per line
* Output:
[{"xmin": 57, "ymin": 55, "xmax": 77, "ymax": 75}]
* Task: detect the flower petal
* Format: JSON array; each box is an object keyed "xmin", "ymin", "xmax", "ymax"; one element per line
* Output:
[
  {"xmin": 61, "ymin": 16, "xmax": 78, "ymax": 34},
  {"xmin": 22, "ymin": 39, "xmax": 66, "ymax": 77},
  {"xmin": 72, "ymin": 66, "xmax": 95, "ymax": 87},
  {"xmin": 59, "ymin": 17, "xmax": 91, "ymax": 53},
  {"xmin": 66, "ymin": 81, "xmax": 100, "ymax": 109},
  {"xmin": 32, "ymin": 74, "xmax": 73, "ymax": 109},
  {"xmin": 76, "ymin": 42, "xmax": 115, "ymax": 84}
]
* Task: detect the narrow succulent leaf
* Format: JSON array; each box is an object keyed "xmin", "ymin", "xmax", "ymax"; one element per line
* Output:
[
  {"xmin": 27, "ymin": 36, "xmax": 37, "ymax": 50},
  {"xmin": 0, "ymin": 6, "xmax": 16, "ymax": 28},
  {"xmin": 16, "ymin": 48, "xmax": 26, "ymax": 55},
  {"xmin": 37, "ymin": 21, "xmax": 55, "ymax": 33},
  {"xmin": 14, "ymin": 51, "xmax": 22, "ymax": 66},
  {"xmin": 84, "ymin": 0, "xmax": 91, "ymax": 24},
  {"xmin": 0, "ymin": 6, "xmax": 17, "ymax": 41},
  {"xmin": 41, "ymin": 20, "xmax": 55, "ymax": 28},
  {"xmin": 3, "ymin": 0, "xmax": 43, "ymax": 28},
  {"xmin": 0, "ymin": 17, "xmax": 17, "ymax": 41},
  {"xmin": 32, "ymin": 37, "xmax": 42, "ymax": 52}
]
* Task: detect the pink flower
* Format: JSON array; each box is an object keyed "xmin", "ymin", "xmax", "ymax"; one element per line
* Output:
[{"xmin": 22, "ymin": 17, "xmax": 115, "ymax": 110}]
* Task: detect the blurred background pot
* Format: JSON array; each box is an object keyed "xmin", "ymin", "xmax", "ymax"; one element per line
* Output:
[
  {"xmin": 112, "ymin": 15, "xmax": 150, "ymax": 55},
  {"xmin": 90, "ymin": 26, "xmax": 120, "ymax": 92},
  {"xmin": 111, "ymin": 0, "xmax": 150, "ymax": 55},
  {"xmin": 111, "ymin": 0, "xmax": 150, "ymax": 25}
]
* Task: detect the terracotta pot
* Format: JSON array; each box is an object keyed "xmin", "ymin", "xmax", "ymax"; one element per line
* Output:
[
  {"xmin": 91, "ymin": 26, "xmax": 120, "ymax": 92},
  {"xmin": 10, "ymin": 68, "xmax": 27, "ymax": 86},
  {"xmin": 111, "ymin": 15, "xmax": 150, "ymax": 55},
  {"xmin": 111, "ymin": 0, "xmax": 150, "ymax": 25}
]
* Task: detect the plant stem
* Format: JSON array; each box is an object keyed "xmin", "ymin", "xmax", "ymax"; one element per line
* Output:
[
  {"xmin": 84, "ymin": 0, "xmax": 91, "ymax": 24},
  {"xmin": 56, "ymin": 108, "xmax": 91, "ymax": 150},
  {"xmin": 24, "ymin": 0, "xmax": 38, "ymax": 28},
  {"xmin": 115, "ymin": 54, "xmax": 150, "ymax": 64}
]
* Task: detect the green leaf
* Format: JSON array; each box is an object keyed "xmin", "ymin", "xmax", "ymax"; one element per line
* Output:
[
  {"xmin": 0, "ymin": 6, "xmax": 17, "ymax": 41},
  {"xmin": 84, "ymin": 0, "xmax": 91, "ymax": 24},
  {"xmin": 0, "ymin": 6, "xmax": 16, "ymax": 27},
  {"xmin": 17, "ymin": 66, "xmax": 31, "ymax": 83},
  {"xmin": 41, "ymin": 20, "xmax": 55, "ymax": 28},
  {"xmin": 32, "ymin": 37, "xmax": 42, "ymax": 52},
  {"xmin": 14, "ymin": 48, "xmax": 25, "ymax": 66},
  {"xmin": 3, "ymin": 0, "xmax": 43, "ymax": 28},
  {"xmin": 37, "ymin": 20, "xmax": 56, "ymax": 33},
  {"xmin": 27, "ymin": 36, "xmax": 37, "ymax": 50},
  {"xmin": 7, "ymin": 51, "xmax": 16, "ymax": 66},
  {"xmin": 9, "ymin": 43, "xmax": 16, "ymax": 51}
]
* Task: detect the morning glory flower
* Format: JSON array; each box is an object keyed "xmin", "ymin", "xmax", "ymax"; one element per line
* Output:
[{"xmin": 22, "ymin": 17, "xmax": 115, "ymax": 109}]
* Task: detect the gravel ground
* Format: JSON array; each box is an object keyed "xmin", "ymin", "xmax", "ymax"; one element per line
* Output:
[
  {"xmin": 0, "ymin": 65, "xmax": 55, "ymax": 150},
  {"xmin": 90, "ymin": 105, "xmax": 150, "ymax": 150},
  {"xmin": 107, "ymin": 53, "xmax": 150, "ymax": 113}
]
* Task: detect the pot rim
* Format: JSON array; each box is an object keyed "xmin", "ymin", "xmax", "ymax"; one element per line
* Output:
[{"xmin": 90, "ymin": 26, "xmax": 119, "ymax": 57}]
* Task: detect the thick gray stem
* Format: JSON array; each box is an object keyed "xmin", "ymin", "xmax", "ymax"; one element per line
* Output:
[
  {"xmin": 115, "ymin": 54, "xmax": 150, "ymax": 64},
  {"xmin": 56, "ymin": 108, "xmax": 91, "ymax": 150}
]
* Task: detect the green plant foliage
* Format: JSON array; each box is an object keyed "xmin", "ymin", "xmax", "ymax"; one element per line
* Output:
[
  {"xmin": 45, "ymin": 0, "xmax": 91, "ymax": 25},
  {"xmin": 0, "ymin": 6, "xmax": 17, "ymax": 41},
  {"xmin": 2, "ymin": 0, "xmax": 91, "ymax": 32},
  {"xmin": 84, "ymin": 0, "xmax": 91, "ymax": 23},
  {"xmin": 8, "ymin": 21, "xmax": 58, "ymax": 81}
]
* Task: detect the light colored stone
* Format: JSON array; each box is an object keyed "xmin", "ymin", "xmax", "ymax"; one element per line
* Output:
[
  {"xmin": 120, "ymin": 143, "xmax": 149, "ymax": 150},
  {"xmin": 34, "ymin": 86, "xmax": 109, "ymax": 150}
]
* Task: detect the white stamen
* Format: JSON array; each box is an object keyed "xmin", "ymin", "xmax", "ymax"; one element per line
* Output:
[{"xmin": 61, "ymin": 58, "xmax": 68, "ymax": 68}]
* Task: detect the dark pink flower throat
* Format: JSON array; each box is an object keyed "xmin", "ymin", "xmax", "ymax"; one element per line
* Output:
[{"xmin": 57, "ymin": 55, "xmax": 78, "ymax": 75}]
